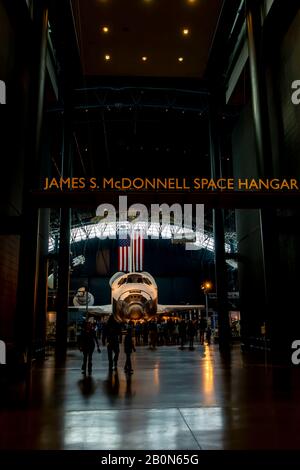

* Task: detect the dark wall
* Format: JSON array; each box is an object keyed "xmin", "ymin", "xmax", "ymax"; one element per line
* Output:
[
  {"xmin": 0, "ymin": 1, "xmax": 50, "ymax": 351},
  {"xmin": 232, "ymin": 9, "xmax": 300, "ymax": 356},
  {"xmin": 266, "ymin": 9, "xmax": 300, "ymax": 353},
  {"xmin": 271, "ymin": 10, "xmax": 300, "ymax": 178},
  {"xmin": 0, "ymin": 1, "xmax": 29, "ymax": 343}
]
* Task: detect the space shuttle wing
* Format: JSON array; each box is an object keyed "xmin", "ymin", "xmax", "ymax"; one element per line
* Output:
[
  {"xmin": 157, "ymin": 304, "xmax": 205, "ymax": 314},
  {"xmin": 68, "ymin": 305, "xmax": 112, "ymax": 315}
]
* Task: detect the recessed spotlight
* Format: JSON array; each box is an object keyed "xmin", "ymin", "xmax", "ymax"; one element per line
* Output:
[
  {"xmin": 187, "ymin": 0, "xmax": 196, "ymax": 4},
  {"xmin": 102, "ymin": 26, "xmax": 109, "ymax": 33},
  {"xmin": 105, "ymin": 54, "xmax": 111, "ymax": 61},
  {"xmin": 182, "ymin": 28, "xmax": 189, "ymax": 36},
  {"xmin": 142, "ymin": 56, "xmax": 148, "ymax": 62},
  {"xmin": 178, "ymin": 57, "xmax": 184, "ymax": 62}
]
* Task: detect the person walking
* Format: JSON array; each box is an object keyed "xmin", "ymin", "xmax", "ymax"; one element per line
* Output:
[
  {"xmin": 102, "ymin": 314, "xmax": 122, "ymax": 371},
  {"xmin": 79, "ymin": 315, "xmax": 101, "ymax": 375}
]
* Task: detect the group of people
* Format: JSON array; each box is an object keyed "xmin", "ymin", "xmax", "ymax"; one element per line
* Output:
[
  {"xmin": 129, "ymin": 317, "xmax": 212, "ymax": 349},
  {"xmin": 78, "ymin": 315, "xmax": 212, "ymax": 376},
  {"xmin": 78, "ymin": 315, "xmax": 136, "ymax": 376}
]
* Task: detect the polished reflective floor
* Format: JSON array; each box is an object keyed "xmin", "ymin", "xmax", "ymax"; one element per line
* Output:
[{"xmin": 1, "ymin": 343, "xmax": 300, "ymax": 450}]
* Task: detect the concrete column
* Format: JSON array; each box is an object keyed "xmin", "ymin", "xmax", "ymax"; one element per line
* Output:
[
  {"xmin": 55, "ymin": 107, "xmax": 72, "ymax": 362},
  {"xmin": 209, "ymin": 103, "xmax": 231, "ymax": 351},
  {"xmin": 55, "ymin": 207, "xmax": 71, "ymax": 362},
  {"xmin": 246, "ymin": 0, "xmax": 275, "ymax": 354},
  {"xmin": 16, "ymin": 0, "xmax": 49, "ymax": 365},
  {"xmin": 246, "ymin": 0, "xmax": 272, "ymax": 176}
]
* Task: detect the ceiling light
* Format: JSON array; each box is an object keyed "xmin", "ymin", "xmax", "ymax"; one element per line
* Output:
[
  {"xmin": 178, "ymin": 57, "xmax": 184, "ymax": 62},
  {"xmin": 102, "ymin": 26, "xmax": 109, "ymax": 33},
  {"xmin": 142, "ymin": 56, "xmax": 148, "ymax": 62},
  {"xmin": 105, "ymin": 54, "xmax": 111, "ymax": 61},
  {"xmin": 182, "ymin": 28, "xmax": 189, "ymax": 36},
  {"xmin": 187, "ymin": 0, "xmax": 197, "ymax": 4}
]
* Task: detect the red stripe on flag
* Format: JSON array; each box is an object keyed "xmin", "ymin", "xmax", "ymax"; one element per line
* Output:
[
  {"xmin": 140, "ymin": 236, "xmax": 144, "ymax": 271},
  {"xmin": 132, "ymin": 231, "xmax": 144, "ymax": 272},
  {"xmin": 118, "ymin": 246, "xmax": 129, "ymax": 272}
]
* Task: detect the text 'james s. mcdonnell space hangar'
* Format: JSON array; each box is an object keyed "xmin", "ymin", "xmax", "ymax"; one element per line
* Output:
[{"xmin": 1, "ymin": 0, "xmax": 300, "ymax": 451}]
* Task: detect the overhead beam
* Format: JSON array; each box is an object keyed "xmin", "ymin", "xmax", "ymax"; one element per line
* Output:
[{"xmin": 30, "ymin": 190, "xmax": 300, "ymax": 209}]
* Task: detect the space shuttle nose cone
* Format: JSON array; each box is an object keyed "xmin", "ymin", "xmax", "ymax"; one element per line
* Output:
[{"xmin": 128, "ymin": 304, "xmax": 143, "ymax": 320}]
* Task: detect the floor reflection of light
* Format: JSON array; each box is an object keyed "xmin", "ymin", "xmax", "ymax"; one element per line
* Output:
[
  {"xmin": 63, "ymin": 409, "xmax": 184, "ymax": 449},
  {"xmin": 64, "ymin": 411, "xmax": 121, "ymax": 447},
  {"xmin": 153, "ymin": 362, "xmax": 160, "ymax": 388},
  {"xmin": 181, "ymin": 407, "xmax": 223, "ymax": 431},
  {"xmin": 202, "ymin": 346, "xmax": 215, "ymax": 405},
  {"xmin": 145, "ymin": 410, "xmax": 180, "ymax": 447},
  {"xmin": 43, "ymin": 367, "xmax": 55, "ymax": 401}
]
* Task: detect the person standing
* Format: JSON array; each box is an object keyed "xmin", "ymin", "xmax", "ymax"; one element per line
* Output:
[
  {"xmin": 124, "ymin": 327, "xmax": 136, "ymax": 374},
  {"xmin": 187, "ymin": 320, "xmax": 196, "ymax": 350},
  {"xmin": 148, "ymin": 320, "xmax": 158, "ymax": 350},
  {"xmin": 199, "ymin": 316, "xmax": 207, "ymax": 345},
  {"xmin": 178, "ymin": 319, "xmax": 187, "ymax": 349},
  {"xmin": 206, "ymin": 325, "xmax": 212, "ymax": 345}
]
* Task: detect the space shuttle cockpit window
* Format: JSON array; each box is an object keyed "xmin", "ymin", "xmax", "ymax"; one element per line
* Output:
[
  {"xmin": 127, "ymin": 274, "xmax": 143, "ymax": 283},
  {"xmin": 118, "ymin": 278, "xmax": 126, "ymax": 286},
  {"xmin": 143, "ymin": 277, "xmax": 152, "ymax": 285}
]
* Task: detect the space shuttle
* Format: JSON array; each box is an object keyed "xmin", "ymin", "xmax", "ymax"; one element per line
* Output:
[
  {"xmin": 70, "ymin": 231, "xmax": 204, "ymax": 321},
  {"xmin": 71, "ymin": 272, "xmax": 204, "ymax": 322}
]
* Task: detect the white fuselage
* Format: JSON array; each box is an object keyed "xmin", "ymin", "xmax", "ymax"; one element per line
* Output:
[{"xmin": 111, "ymin": 272, "xmax": 158, "ymax": 322}]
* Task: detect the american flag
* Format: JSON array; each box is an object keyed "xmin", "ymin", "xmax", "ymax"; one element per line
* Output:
[
  {"xmin": 118, "ymin": 230, "xmax": 145, "ymax": 272},
  {"xmin": 118, "ymin": 234, "xmax": 130, "ymax": 272},
  {"xmin": 132, "ymin": 230, "xmax": 144, "ymax": 272}
]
